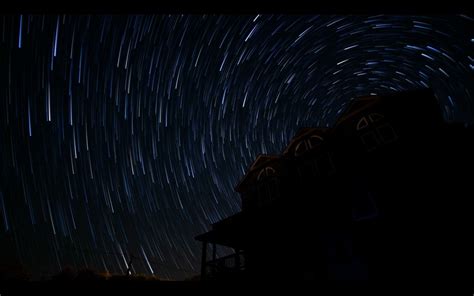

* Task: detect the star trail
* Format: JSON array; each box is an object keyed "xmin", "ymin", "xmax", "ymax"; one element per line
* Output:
[{"xmin": 0, "ymin": 15, "xmax": 473, "ymax": 280}]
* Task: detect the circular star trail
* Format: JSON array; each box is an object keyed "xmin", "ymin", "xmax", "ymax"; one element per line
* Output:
[{"xmin": 0, "ymin": 15, "xmax": 473, "ymax": 280}]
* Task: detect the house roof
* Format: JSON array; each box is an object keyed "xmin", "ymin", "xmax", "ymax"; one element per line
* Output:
[
  {"xmin": 334, "ymin": 95, "xmax": 380, "ymax": 127},
  {"xmin": 195, "ymin": 211, "xmax": 250, "ymax": 248},
  {"xmin": 194, "ymin": 206, "xmax": 283, "ymax": 248},
  {"xmin": 335, "ymin": 89, "xmax": 437, "ymax": 127}
]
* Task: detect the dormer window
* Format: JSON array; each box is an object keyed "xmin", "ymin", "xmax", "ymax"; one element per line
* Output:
[
  {"xmin": 308, "ymin": 135, "xmax": 324, "ymax": 148},
  {"xmin": 377, "ymin": 123, "xmax": 398, "ymax": 143},
  {"xmin": 294, "ymin": 135, "xmax": 324, "ymax": 157},
  {"xmin": 294, "ymin": 141, "xmax": 308, "ymax": 157},
  {"xmin": 356, "ymin": 113, "xmax": 385, "ymax": 131},
  {"xmin": 257, "ymin": 166, "xmax": 276, "ymax": 181},
  {"xmin": 356, "ymin": 117, "xmax": 369, "ymax": 130},
  {"xmin": 256, "ymin": 166, "xmax": 279, "ymax": 208},
  {"xmin": 356, "ymin": 112, "xmax": 397, "ymax": 152}
]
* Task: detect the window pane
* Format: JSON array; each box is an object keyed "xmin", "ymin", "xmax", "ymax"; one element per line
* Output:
[
  {"xmin": 356, "ymin": 117, "xmax": 369, "ymax": 130},
  {"xmin": 265, "ymin": 166, "xmax": 276, "ymax": 176},
  {"xmin": 308, "ymin": 135, "xmax": 324, "ymax": 148},
  {"xmin": 295, "ymin": 140, "xmax": 308, "ymax": 156}
]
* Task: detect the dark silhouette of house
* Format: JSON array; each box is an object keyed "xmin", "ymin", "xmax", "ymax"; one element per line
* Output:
[{"xmin": 195, "ymin": 89, "xmax": 474, "ymax": 281}]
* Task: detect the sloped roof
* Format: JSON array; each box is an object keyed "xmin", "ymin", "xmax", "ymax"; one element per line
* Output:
[{"xmin": 334, "ymin": 95, "xmax": 380, "ymax": 126}]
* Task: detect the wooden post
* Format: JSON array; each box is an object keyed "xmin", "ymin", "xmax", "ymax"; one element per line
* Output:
[
  {"xmin": 212, "ymin": 243, "xmax": 217, "ymax": 275},
  {"xmin": 201, "ymin": 242, "xmax": 207, "ymax": 279}
]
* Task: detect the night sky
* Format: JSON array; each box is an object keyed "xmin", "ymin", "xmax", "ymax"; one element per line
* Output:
[{"xmin": 0, "ymin": 15, "xmax": 473, "ymax": 280}]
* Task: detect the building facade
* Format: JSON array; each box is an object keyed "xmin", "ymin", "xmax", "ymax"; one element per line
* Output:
[{"xmin": 195, "ymin": 89, "xmax": 474, "ymax": 281}]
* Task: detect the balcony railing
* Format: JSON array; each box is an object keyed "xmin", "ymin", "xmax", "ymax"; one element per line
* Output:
[{"xmin": 204, "ymin": 250, "xmax": 245, "ymax": 277}]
